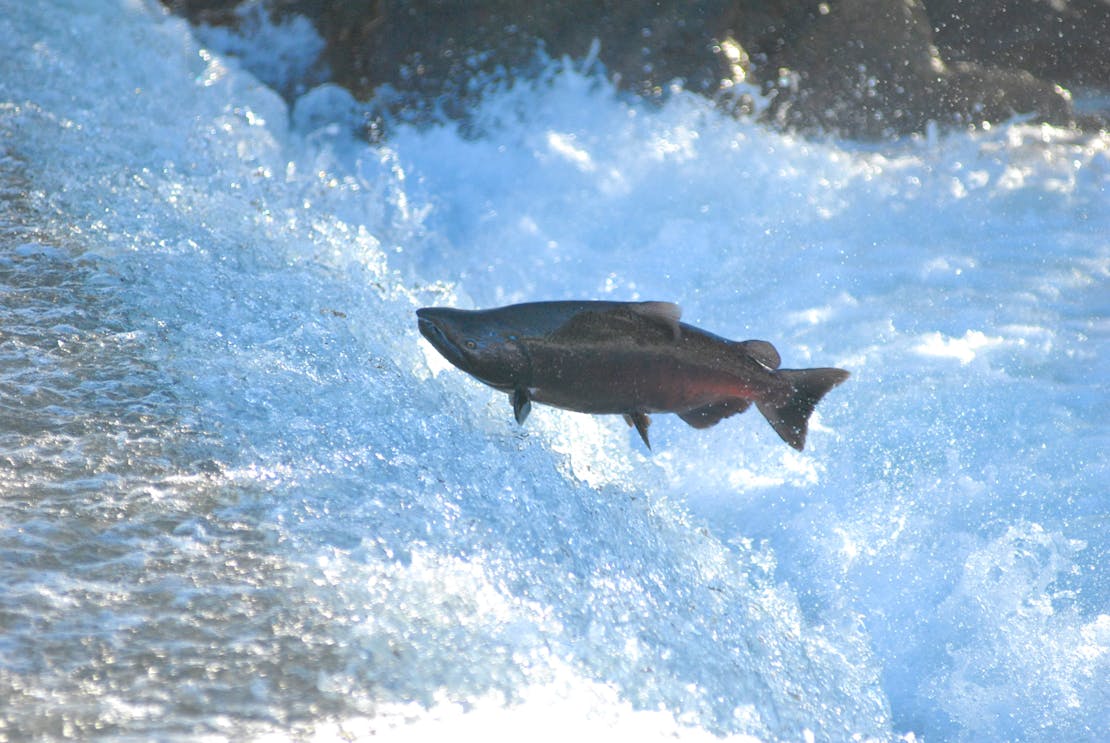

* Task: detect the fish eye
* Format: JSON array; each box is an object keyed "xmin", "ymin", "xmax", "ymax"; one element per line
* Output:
[{"xmin": 464, "ymin": 340, "xmax": 477, "ymax": 350}]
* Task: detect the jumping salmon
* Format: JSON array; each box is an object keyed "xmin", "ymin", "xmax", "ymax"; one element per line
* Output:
[{"xmin": 416, "ymin": 300, "xmax": 849, "ymax": 450}]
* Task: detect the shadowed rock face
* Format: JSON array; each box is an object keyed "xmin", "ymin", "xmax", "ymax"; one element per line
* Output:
[
  {"xmin": 927, "ymin": 0, "xmax": 1110, "ymax": 90},
  {"xmin": 163, "ymin": 0, "xmax": 1107, "ymax": 138},
  {"xmin": 734, "ymin": 0, "xmax": 1075, "ymax": 137}
]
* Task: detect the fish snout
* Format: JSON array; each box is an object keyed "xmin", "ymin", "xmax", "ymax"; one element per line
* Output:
[
  {"xmin": 416, "ymin": 308, "xmax": 467, "ymax": 368},
  {"xmin": 416, "ymin": 308, "xmax": 447, "ymax": 344},
  {"xmin": 416, "ymin": 307, "xmax": 436, "ymax": 334}
]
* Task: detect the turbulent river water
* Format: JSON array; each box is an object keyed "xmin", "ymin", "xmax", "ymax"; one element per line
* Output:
[{"xmin": 1, "ymin": 2, "xmax": 1107, "ymax": 741}]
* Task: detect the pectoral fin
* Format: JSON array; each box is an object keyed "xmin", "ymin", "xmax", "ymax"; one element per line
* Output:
[
  {"xmin": 512, "ymin": 388, "xmax": 532, "ymax": 425},
  {"xmin": 622, "ymin": 412, "xmax": 652, "ymax": 450}
]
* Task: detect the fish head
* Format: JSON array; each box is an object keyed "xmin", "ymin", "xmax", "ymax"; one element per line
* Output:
[{"xmin": 417, "ymin": 307, "xmax": 529, "ymax": 390}]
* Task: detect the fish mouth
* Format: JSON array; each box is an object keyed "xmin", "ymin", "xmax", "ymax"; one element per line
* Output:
[
  {"xmin": 416, "ymin": 309, "xmax": 438, "ymax": 339},
  {"xmin": 417, "ymin": 309, "xmax": 467, "ymax": 368}
]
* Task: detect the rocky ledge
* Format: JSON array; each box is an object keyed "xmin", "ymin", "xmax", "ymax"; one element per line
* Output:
[{"xmin": 165, "ymin": 0, "xmax": 1109, "ymax": 139}]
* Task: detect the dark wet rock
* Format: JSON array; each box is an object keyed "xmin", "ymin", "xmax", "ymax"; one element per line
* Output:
[
  {"xmin": 163, "ymin": 0, "xmax": 242, "ymax": 25},
  {"xmin": 925, "ymin": 0, "xmax": 1110, "ymax": 90},
  {"xmin": 942, "ymin": 62, "xmax": 1074, "ymax": 127},
  {"xmin": 744, "ymin": 0, "xmax": 949, "ymax": 136},
  {"xmin": 733, "ymin": 0, "xmax": 1075, "ymax": 137},
  {"xmin": 288, "ymin": 1, "xmax": 737, "ymax": 105},
  {"xmin": 163, "ymin": 0, "xmax": 1106, "ymax": 139}
]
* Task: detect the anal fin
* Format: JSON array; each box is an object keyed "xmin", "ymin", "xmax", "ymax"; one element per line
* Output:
[
  {"xmin": 622, "ymin": 412, "xmax": 652, "ymax": 450},
  {"xmin": 678, "ymin": 399, "xmax": 752, "ymax": 429}
]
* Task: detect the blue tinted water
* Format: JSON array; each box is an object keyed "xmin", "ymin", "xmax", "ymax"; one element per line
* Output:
[{"xmin": 1, "ymin": 2, "xmax": 1106, "ymax": 740}]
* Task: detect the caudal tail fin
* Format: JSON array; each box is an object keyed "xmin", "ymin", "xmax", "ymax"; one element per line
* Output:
[{"xmin": 756, "ymin": 368, "xmax": 850, "ymax": 450}]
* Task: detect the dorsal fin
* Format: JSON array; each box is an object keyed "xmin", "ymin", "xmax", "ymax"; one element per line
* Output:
[
  {"xmin": 548, "ymin": 302, "xmax": 681, "ymax": 343},
  {"xmin": 736, "ymin": 340, "xmax": 781, "ymax": 370},
  {"xmin": 630, "ymin": 302, "xmax": 681, "ymax": 339}
]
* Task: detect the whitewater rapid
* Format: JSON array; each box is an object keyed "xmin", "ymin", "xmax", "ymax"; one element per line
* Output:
[{"xmin": 1, "ymin": 2, "xmax": 1107, "ymax": 741}]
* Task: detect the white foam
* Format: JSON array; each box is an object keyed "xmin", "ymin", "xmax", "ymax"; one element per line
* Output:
[{"xmin": 1, "ymin": 1, "xmax": 1106, "ymax": 741}]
